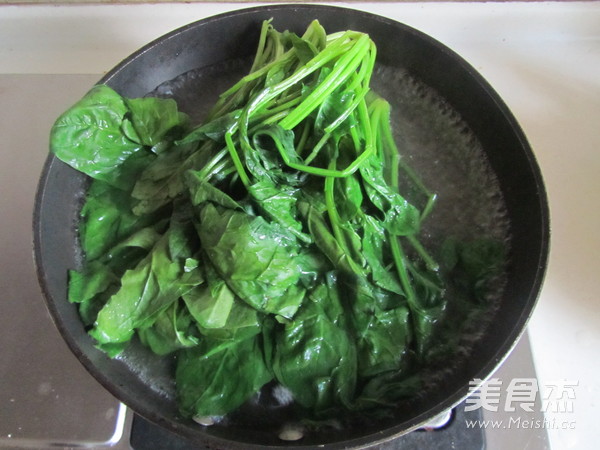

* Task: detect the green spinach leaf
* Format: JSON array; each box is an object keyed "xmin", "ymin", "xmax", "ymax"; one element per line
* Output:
[
  {"xmin": 198, "ymin": 203, "xmax": 306, "ymax": 318},
  {"xmin": 176, "ymin": 334, "xmax": 272, "ymax": 417},
  {"xmin": 138, "ymin": 299, "xmax": 200, "ymax": 355},
  {"xmin": 272, "ymin": 273, "xmax": 357, "ymax": 414},
  {"xmin": 89, "ymin": 219, "xmax": 202, "ymax": 348}
]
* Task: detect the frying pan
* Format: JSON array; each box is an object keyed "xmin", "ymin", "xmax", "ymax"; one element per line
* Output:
[{"xmin": 33, "ymin": 4, "xmax": 549, "ymax": 448}]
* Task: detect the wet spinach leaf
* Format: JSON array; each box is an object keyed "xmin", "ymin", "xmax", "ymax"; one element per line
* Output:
[
  {"xmin": 198, "ymin": 203, "xmax": 306, "ymax": 318},
  {"xmin": 272, "ymin": 274, "xmax": 357, "ymax": 414},
  {"xmin": 176, "ymin": 334, "xmax": 272, "ymax": 418}
]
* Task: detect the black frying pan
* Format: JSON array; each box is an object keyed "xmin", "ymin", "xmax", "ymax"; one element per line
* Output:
[{"xmin": 33, "ymin": 5, "xmax": 549, "ymax": 448}]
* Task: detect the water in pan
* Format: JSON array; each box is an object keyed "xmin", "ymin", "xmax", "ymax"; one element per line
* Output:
[
  {"xmin": 370, "ymin": 65, "xmax": 510, "ymax": 396},
  {"xmin": 116, "ymin": 57, "xmax": 510, "ymax": 417}
]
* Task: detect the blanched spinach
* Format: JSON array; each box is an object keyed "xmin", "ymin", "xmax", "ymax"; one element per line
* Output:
[
  {"xmin": 272, "ymin": 274, "xmax": 357, "ymax": 414},
  {"xmin": 138, "ymin": 299, "xmax": 200, "ymax": 355},
  {"xmin": 89, "ymin": 218, "xmax": 202, "ymax": 349},
  {"xmin": 176, "ymin": 334, "xmax": 272, "ymax": 417},
  {"xmin": 197, "ymin": 203, "xmax": 306, "ymax": 319},
  {"xmin": 50, "ymin": 19, "xmax": 505, "ymax": 424},
  {"xmin": 50, "ymin": 85, "xmax": 189, "ymax": 190}
]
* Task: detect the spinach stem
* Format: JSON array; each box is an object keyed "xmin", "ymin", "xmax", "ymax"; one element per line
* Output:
[
  {"xmin": 204, "ymin": 159, "xmax": 233, "ymax": 183},
  {"xmin": 325, "ymin": 162, "xmax": 363, "ymax": 275},
  {"xmin": 375, "ymin": 97, "xmax": 437, "ymax": 221},
  {"xmin": 194, "ymin": 148, "xmax": 228, "ymax": 181},
  {"xmin": 279, "ymin": 34, "xmax": 371, "ymax": 130},
  {"xmin": 224, "ymin": 129, "xmax": 250, "ymax": 187},
  {"xmin": 371, "ymin": 100, "xmax": 398, "ymax": 188},
  {"xmin": 390, "ymin": 237, "xmax": 416, "ymax": 305},
  {"xmin": 304, "ymin": 132, "xmax": 330, "ymax": 165},
  {"xmin": 295, "ymin": 121, "xmax": 311, "ymax": 157},
  {"xmin": 406, "ymin": 235, "xmax": 439, "ymax": 272},
  {"xmin": 420, "ymin": 194, "xmax": 437, "ymax": 222},
  {"xmin": 249, "ymin": 20, "xmax": 272, "ymax": 73}
]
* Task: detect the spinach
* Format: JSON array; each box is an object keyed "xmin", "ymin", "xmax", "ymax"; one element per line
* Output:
[
  {"xmin": 272, "ymin": 274, "xmax": 357, "ymax": 414},
  {"xmin": 49, "ymin": 19, "xmax": 506, "ymax": 423},
  {"xmin": 125, "ymin": 97, "xmax": 190, "ymax": 147},
  {"xmin": 50, "ymin": 85, "xmax": 189, "ymax": 190},
  {"xmin": 130, "ymin": 140, "xmax": 215, "ymax": 215},
  {"xmin": 68, "ymin": 262, "xmax": 117, "ymax": 327},
  {"xmin": 340, "ymin": 275, "xmax": 412, "ymax": 379},
  {"xmin": 78, "ymin": 180, "xmax": 161, "ymax": 261},
  {"xmin": 138, "ymin": 299, "xmax": 200, "ymax": 355},
  {"xmin": 50, "ymin": 85, "xmax": 141, "ymax": 188},
  {"xmin": 197, "ymin": 203, "xmax": 306, "ymax": 319},
  {"xmin": 176, "ymin": 334, "xmax": 272, "ymax": 417},
  {"xmin": 248, "ymin": 180, "xmax": 312, "ymax": 244},
  {"xmin": 441, "ymin": 237, "xmax": 506, "ymax": 302},
  {"xmin": 182, "ymin": 257, "xmax": 235, "ymax": 329},
  {"xmin": 89, "ymin": 217, "xmax": 201, "ymax": 348}
]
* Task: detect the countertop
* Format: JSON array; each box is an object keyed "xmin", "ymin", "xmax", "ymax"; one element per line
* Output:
[{"xmin": 0, "ymin": 2, "xmax": 598, "ymax": 449}]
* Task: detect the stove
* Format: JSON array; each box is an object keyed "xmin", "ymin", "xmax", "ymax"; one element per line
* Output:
[{"xmin": 0, "ymin": 74, "xmax": 549, "ymax": 450}]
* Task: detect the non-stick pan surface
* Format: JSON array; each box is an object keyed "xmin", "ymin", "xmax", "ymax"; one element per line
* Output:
[{"xmin": 34, "ymin": 4, "xmax": 549, "ymax": 448}]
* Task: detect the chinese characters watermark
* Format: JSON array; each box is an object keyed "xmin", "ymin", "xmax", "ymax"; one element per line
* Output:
[{"xmin": 465, "ymin": 378, "xmax": 579, "ymax": 413}]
